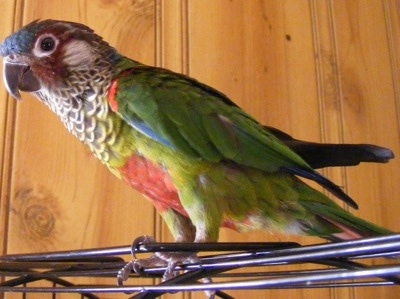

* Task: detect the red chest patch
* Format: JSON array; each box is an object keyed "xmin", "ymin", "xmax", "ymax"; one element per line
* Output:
[
  {"xmin": 107, "ymin": 80, "xmax": 119, "ymax": 112},
  {"xmin": 119, "ymin": 154, "xmax": 187, "ymax": 216}
]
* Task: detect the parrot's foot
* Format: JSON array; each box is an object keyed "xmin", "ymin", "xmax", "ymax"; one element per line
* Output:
[
  {"xmin": 117, "ymin": 236, "xmax": 216, "ymax": 298},
  {"xmin": 117, "ymin": 236, "xmax": 199, "ymax": 283},
  {"xmin": 136, "ymin": 251, "xmax": 199, "ymax": 280}
]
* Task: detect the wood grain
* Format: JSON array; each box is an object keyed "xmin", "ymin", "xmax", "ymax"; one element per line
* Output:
[{"xmin": 0, "ymin": 0, "xmax": 399, "ymax": 298}]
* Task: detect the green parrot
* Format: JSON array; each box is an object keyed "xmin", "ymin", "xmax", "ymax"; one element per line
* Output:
[{"xmin": 0, "ymin": 20, "xmax": 396, "ymax": 269}]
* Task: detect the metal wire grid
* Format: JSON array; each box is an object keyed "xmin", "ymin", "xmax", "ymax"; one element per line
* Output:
[{"xmin": 0, "ymin": 234, "xmax": 400, "ymax": 298}]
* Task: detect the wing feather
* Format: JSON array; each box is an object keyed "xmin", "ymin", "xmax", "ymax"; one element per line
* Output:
[{"xmin": 113, "ymin": 65, "xmax": 309, "ymax": 170}]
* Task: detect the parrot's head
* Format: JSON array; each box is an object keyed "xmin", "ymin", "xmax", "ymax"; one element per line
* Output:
[{"xmin": 0, "ymin": 19, "xmax": 119, "ymax": 102}]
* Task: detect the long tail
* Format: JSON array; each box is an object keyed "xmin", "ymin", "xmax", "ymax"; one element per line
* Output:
[
  {"xmin": 302, "ymin": 201, "xmax": 393, "ymax": 241},
  {"xmin": 266, "ymin": 126, "xmax": 395, "ymax": 169},
  {"xmin": 296, "ymin": 182, "xmax": 393, "ymax": 241}
]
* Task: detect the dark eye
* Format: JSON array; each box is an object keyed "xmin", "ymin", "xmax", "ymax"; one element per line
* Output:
[{"xmin": 40, "ymin": 37, "xmax": 55, "ymax": 52}]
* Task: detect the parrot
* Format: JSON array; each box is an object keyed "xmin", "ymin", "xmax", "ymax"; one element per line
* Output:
[{"xmin": 0, "ymin": 20, "xmax": 396, "ymax": 277}]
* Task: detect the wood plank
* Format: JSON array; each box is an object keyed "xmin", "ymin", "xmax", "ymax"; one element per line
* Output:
[
  {"xmin": 188, "ymin": 1, "xmax": 331, "ymax": 298},
  {"xmin": 155, "ymin": 2, "xmax": 188, "ymax": 298},
  {"xmin": 157, "ymin": 0, "xmax": 188, "ymax": 245},
  {"xmin": 333, "ymin": 0, "xmax": 400, "ymax": 229}
]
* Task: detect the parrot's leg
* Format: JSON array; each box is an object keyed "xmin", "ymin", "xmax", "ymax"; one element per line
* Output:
[
  {"xmin": 143, "ymin": 208, "xmax": 199, "ymax": 280},
  {"xmin": 118, "ymin": 208, "xmax": 198, "ymax": 283}
]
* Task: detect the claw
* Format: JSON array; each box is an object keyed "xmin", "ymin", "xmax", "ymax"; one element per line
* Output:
[
  {"xmin": 117, "ymin": 260, "xmax": 134, "ymax": 286},
  {"xmin": 131, "ymin": 235, "xmax": 156, "ymax": 259}
]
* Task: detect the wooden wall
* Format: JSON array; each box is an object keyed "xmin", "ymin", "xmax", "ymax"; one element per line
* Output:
[{"xmin": 0, "ymin": 0, "xmax": 399, "ymax": 298}]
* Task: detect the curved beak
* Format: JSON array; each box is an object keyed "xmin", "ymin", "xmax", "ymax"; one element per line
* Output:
[{"xmin": 3, "ymin": 59, "xmax": 41, "ymax": 100}]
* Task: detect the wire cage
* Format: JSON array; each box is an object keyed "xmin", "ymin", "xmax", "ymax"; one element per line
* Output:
[{"xmin": 1, "ymin": 234, "xmax": 400, "ymax": 298}]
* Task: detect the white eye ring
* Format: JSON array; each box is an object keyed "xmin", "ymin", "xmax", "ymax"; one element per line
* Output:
[{"xmin": 33, "ymin": 34, "xmax": 59, "ymax": 57}]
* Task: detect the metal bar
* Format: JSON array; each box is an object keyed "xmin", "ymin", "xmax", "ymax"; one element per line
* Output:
[
  {"xmin": 0, "ymin": 234, "xmax": 399, "ymax": 297},
  {"xmin": 0, "ymin": 265, "xmax": 399, "ymax": 294}
]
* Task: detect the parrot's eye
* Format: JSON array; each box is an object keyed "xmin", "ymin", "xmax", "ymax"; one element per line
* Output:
[
  {"xmin": 33, "ymin": 34, "xmax": 59, "ymax": 57},
  {"xmin": 41, "ymin": 37, "xmax": 55, "ymax": 52}
]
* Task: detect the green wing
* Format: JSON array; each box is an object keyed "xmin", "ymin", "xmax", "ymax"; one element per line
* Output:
[
  {"xmin": 111, "ymin": 59, "xmax": 357, "ymax": 208},
  {"xmin": 113, "ymin": 63, "xmax": 309, "ymax": 172}
]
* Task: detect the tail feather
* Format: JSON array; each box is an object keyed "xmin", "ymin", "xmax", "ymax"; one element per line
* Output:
[
  {"xmin": 301, "ymin": 201, "xmax": 393, "ymax": 241},
  {"xmin": 292, "ymin": 143, "xmax": 394, "ymax": 168},
  {"xmin": 282, "ymin": 167, "xmax": 359, "ymax": 210},
  {"xmin": 265, "ymin": 126, "xmax": 395, "ymax": 168}
]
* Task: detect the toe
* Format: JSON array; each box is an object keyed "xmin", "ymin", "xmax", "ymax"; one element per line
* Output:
[{"xmin": 117, "ymin": 260, "xmax": 134, "ymax": 286}]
